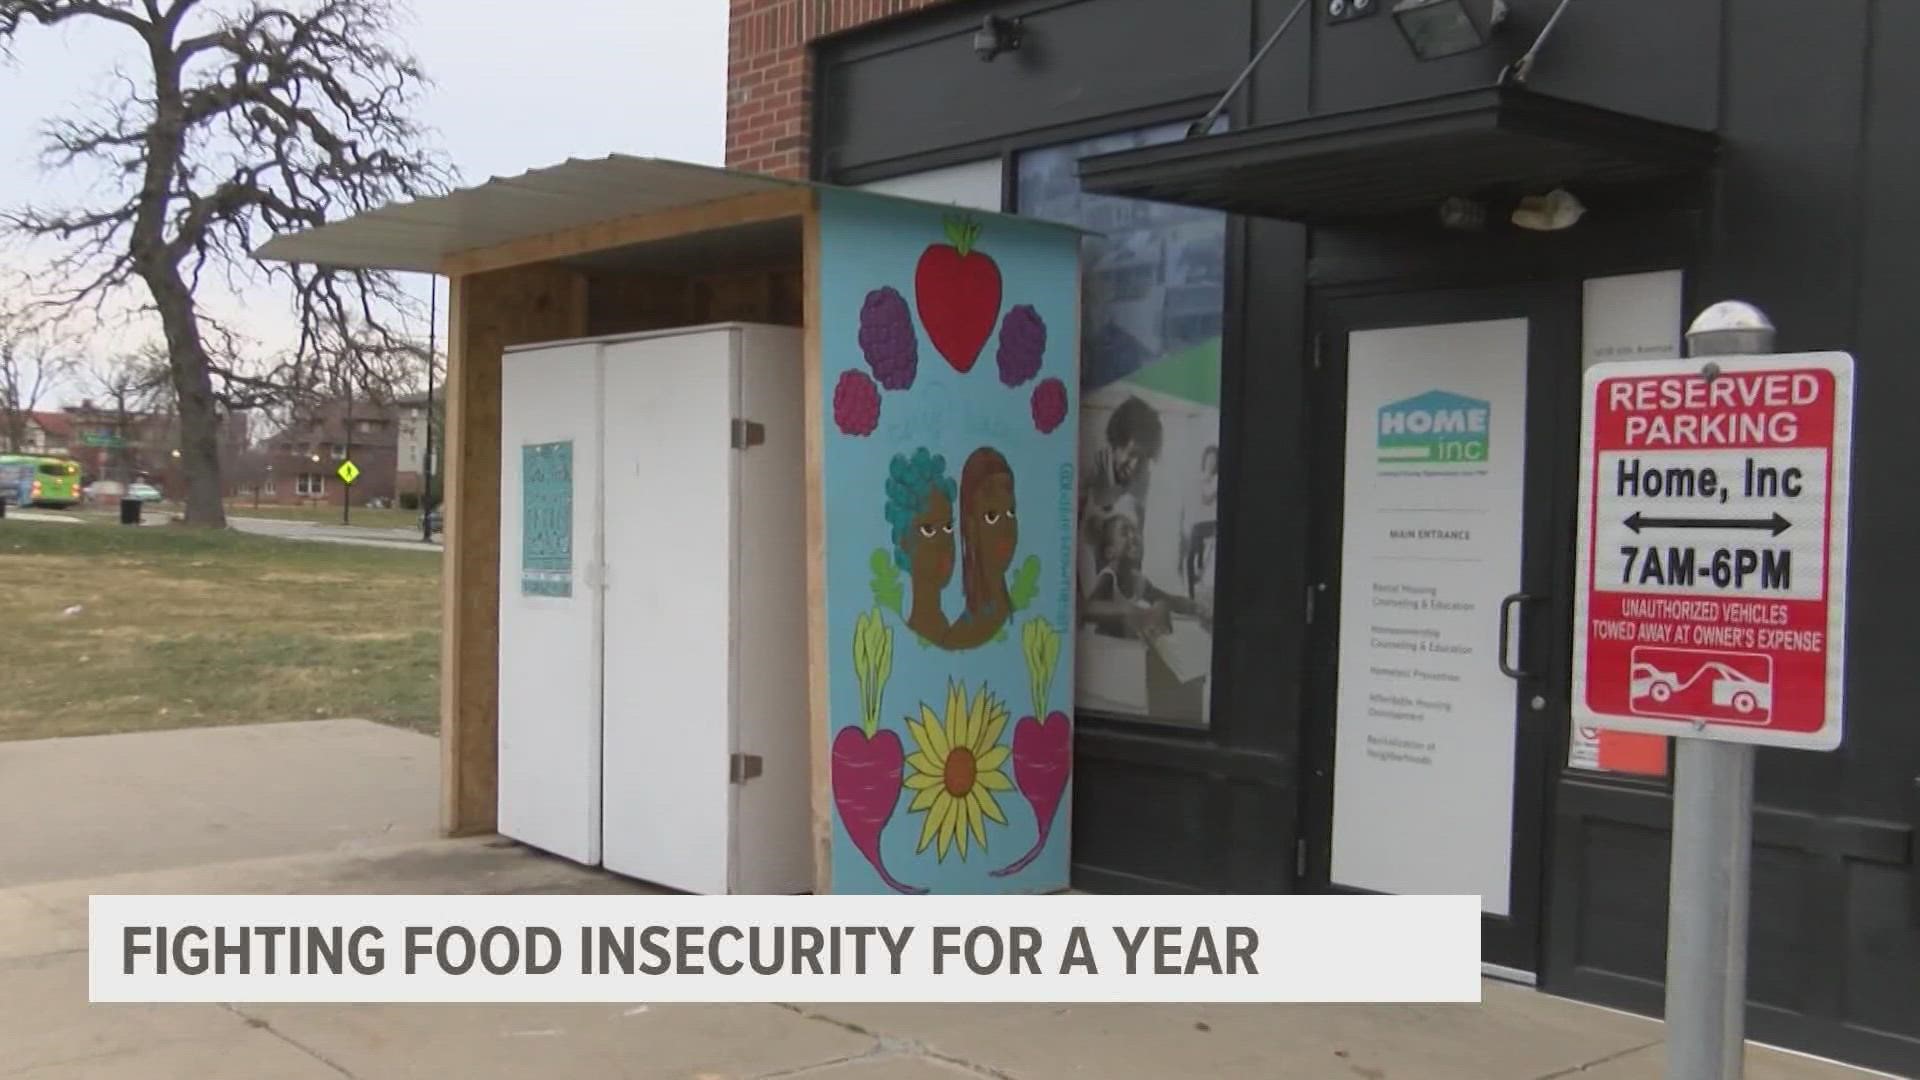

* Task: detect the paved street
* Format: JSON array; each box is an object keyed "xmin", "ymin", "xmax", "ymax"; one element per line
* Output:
[
  {"xmin": 224, "ymin": 514, "xmax": 441, "ymax": 552},
  {"xmin": 1, "ymin": 508, "xmax": 440, "ymax": 550}
]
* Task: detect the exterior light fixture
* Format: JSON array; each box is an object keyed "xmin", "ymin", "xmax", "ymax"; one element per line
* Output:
[
  {"xmin": 1510, "ymin": 188, "xmax": 1585, "ymax": 231},
  {"xmin": 1391, "ymin": 0, "xmax": 1508, "ymax": 61},
  {"xmin": 972, "ymin": 15, "xmax": 1021, "ymax": 62}
]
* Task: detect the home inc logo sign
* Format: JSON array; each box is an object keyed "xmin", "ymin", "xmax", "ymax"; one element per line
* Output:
[{"xmin": 1378, "ymin": 390, "xmax": 1490, "ymax": 467}]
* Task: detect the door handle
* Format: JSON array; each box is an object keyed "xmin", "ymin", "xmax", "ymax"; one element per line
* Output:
[
  {"xmin": 1909, "ymin": 776, "xmax": 1919, "ymax": 927},
  {"xmin": 1497, "ymin": 592, "xmax": 1536, "ymax": 681}
]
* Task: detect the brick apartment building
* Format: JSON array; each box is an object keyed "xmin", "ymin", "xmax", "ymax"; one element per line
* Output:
[{"xmin": 251, "ymin": 398, "xmax": 400, "ymax": 508}]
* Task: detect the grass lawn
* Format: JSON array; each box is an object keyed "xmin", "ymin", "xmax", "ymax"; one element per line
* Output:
[{"xmin": 0, "ymin": 521, "xmax": 440, "ymax": 742}]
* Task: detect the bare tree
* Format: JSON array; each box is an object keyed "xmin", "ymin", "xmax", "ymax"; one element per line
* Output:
[
  {"xmin": 87, "ymin": 346, "xmax": 171, "ymax": 483},
  {"xmin": 0, "ymin": 302, "xmax": 76, "ymax": 452},
  {"xmin": 0, "ymin": 0, "xmax": 451, "ymax": 526}
]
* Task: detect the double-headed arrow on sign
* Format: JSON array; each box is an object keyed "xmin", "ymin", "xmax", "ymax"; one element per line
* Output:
[{"xmin": 1623, "ymin": 512, "xmax": 1791, "ymax": 537}]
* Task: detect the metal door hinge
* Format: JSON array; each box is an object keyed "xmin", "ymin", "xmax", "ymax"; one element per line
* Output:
[
  {"xmin": 1295, "ymin": 838, "xmax": 1308, "ymax": 877},
  {"xmin": 1305, "ymin": 582, "xmax": 1325, "ymax": 624},
  {"xmin": 1312, "ymin": 333, "xmax": 1325, "ymax": 370},
  {"xmin": 731, "ymin": 419, "xmax": 764, "ymax": 449},
  {"xmin": 729, "ymin": 753, "xmax": 763, "ymax": 784}
]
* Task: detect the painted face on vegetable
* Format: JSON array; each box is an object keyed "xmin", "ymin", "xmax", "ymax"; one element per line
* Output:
[{"xmin": 908, "ymin": 486, "xmax": 955, "ymax": 584}]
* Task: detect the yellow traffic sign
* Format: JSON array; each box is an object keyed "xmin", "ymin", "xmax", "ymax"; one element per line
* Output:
[{"xmin": 336, "ymin": 460, "xmax": 361, "ymax": 485}]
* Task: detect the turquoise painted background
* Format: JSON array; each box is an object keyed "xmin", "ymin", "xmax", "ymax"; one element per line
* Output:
[{"xmin": 818, "ymin": 188, "xmax": 1080, "ymax": 895}]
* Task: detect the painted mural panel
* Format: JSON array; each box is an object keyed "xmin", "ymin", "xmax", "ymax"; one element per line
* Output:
[{"xmin": 819, "ymin": 188, "xmax": 1080, "ymax": 895}]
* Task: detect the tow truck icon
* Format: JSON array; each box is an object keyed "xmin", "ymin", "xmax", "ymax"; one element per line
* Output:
[{"xmin": 1629, "ymin": 647, "xmax": 1774, "ymax": 724}]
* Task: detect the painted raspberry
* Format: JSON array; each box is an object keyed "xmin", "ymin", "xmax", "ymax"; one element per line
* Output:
[
  {"xmin": 834, "ymin": 370, "xmax": 882, "ymax": 437},
  {"xmin": 996, "ymin": 304, "xmax": 1047, "ymax": 387},
  {"xmin": 858, "ymin": 286, "xmax": 919, "ymax": 391},
  {"xmin": 1030, "ymin": 377, "xmax": 1068, "ymax": 434}
]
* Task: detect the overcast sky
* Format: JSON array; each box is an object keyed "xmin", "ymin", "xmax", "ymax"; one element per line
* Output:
[{"xmin": 0, "ymin": 0, "xmax": 727, "ymax": 406}]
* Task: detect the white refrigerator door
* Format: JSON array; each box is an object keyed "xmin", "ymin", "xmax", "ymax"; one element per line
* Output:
[
  {"xmin": 600, "ymin": 328, "xmax": 737, "ymax": 894},
  {"xmin": 730, "ymin": 325, "xmax": 813, "ymax": 894},
  {"xmin": 497, "ymin": 341, "xmax": 604, "ymax": 866}
]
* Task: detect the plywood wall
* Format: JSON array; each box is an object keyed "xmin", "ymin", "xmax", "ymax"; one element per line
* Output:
[
  {"xmin": 440, "ymin": 263, "xmax": 589, "ymax": 836},
  {"xmin": 585, "ymin": 266, "xmax": 804, "ymax": 337}
]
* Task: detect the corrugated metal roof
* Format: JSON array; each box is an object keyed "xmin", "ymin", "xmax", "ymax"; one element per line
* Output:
[
  {"xmin": 254, "ymin": 154, "xmax": 1087, "ymax": 274},
  {"xmin": 252, "ymin": 155, "xmax": 804, "ymax": 273}
]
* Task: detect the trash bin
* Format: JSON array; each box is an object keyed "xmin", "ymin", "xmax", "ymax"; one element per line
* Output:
[{"xmin": 119, "ymin": 497, "xmax": 142, "ymax": 526}]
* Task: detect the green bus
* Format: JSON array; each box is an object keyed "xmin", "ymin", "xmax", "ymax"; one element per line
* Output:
[{"xmin": 0, "ymin": 455, "xmax": 83, "ymax": 508}]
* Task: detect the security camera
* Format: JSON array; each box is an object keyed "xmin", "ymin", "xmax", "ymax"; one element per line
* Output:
[{"xmin": 973, "ymin": 15, "xmax": 1022, "ymax": 62}]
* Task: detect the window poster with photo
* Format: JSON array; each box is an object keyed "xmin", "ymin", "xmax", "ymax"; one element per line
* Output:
[{"xmin": 1018, "ymin": 121, "xmax": 1226, "ymax": 729}]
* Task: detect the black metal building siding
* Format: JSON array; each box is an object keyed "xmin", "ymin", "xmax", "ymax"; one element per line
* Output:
[{"xmin": 813, "ymin": 0, "xmax": 1920, "ymax": 1071}]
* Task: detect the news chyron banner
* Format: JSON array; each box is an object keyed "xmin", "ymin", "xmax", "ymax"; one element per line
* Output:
[{"xmin": 90, "ymin": 895, "xmax": 1480, "ymax": 1004}]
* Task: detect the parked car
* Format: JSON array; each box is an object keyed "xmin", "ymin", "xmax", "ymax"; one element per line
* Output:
[
  {"xmin": 126, "ymin": 481, "xmax": 163, "ymax": 502},
  {"xmin": 0, "ymin": 461, "xmax": 33, "ymax": 507}
]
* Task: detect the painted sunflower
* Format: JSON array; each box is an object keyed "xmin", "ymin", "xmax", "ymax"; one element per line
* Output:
[{"xmin": 904, "ymin": 680, "xmax": 1012, "ymax": 861}]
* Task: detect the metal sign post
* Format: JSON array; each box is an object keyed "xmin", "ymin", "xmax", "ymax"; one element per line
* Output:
[
  {"xmin": 1665, "ymin": 302, "xmax": 1770, "ymax": 1080},
  {"xmin": 1571, "ymin": 298, "xmax": 1854, "ymax": 1079},
  {"xmin": 1666, "ymin": 303, "xmax": 1766, "ymax": 1076},
  {"xmin": 1665, "ymin": 740, "xmax": 1755, "ymax": 1080}
]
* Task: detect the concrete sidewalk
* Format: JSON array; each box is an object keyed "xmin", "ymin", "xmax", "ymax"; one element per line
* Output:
[
  {"xmin": 0, "ymin": 721, "xmax": 1883, "ymax": 1079},
  {"xmin": 0, "ymin": 720, "xmax": 439, "ymax": 887},
  {"xmin": 0, "ymin": 838, "xmax": 1877, "ymax": 1080}
]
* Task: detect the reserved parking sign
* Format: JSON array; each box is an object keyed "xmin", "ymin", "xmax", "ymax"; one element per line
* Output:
[{"xmin": 1570, "ymin": 352, "xmax": 1854, "ymax": 750}]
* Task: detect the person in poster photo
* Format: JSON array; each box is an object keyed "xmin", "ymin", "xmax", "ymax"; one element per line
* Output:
[
  {"xmin": 1181, "ymin": 444, "xmax": 1218, "ymax": 605},
  {"xmin": 1079, "ymin": 501, "xmax": 1210, "ymax": 640},
  {"xmin": 1082, "ymin": 395, "xmax": 1161, "ymax": 517},
  {"xmin": 1077, "ymin": 396, "xmax": 1160, "ymax": 636}
]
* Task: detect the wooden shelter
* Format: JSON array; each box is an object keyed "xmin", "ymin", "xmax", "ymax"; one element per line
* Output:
[{"xmin": 259, "ymin": 156, "xmax": 1085, "ymax": 895}]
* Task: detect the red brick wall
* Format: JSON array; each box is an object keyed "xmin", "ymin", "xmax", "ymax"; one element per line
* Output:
[{"xmin": 727, "ymin": 0, "xmax": 954, "ymax": 177}]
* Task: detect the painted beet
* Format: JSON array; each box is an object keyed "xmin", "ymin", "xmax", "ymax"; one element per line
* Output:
[
  {"xmin": 993, "ymin": 618, "xmax": 1072, "ymax": 878},
  {"xmin": 831, "ymin": 725, "xmax": 924, "ymax": 894},
  {"xmin": 992, "ymin": 710, "xmax": 1072, "ymax": 878},
  {"xmin": 833, "ymin": 608, "xmax": 924, "ymax": 893}
]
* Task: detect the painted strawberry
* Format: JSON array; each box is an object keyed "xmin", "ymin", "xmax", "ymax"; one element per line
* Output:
[{"xmin": 914, "ymin": 216, "xmax": 1002, "ymax": 375}]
